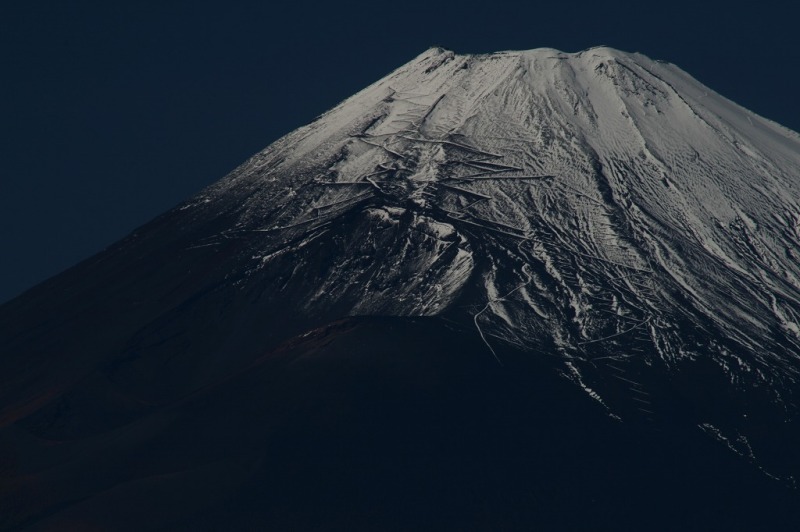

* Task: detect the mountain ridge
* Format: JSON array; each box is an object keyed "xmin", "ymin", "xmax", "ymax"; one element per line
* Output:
[{"xmin": 2, "ymin": 46, "xmax": 800, "ymax": 529}]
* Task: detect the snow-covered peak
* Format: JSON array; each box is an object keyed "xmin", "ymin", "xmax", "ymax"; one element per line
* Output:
[
  {"xmin": 174, "ymin": 48, "xmax": 800, "ymax": 478},
  {"xmin": 3, "ymin": 46, "xmax": 800, "ymax": 493}
]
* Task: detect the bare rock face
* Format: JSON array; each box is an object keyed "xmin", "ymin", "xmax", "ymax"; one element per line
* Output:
[{"xmin": 2, "ymin": 47, "xmax": 800, "ymax": 530}]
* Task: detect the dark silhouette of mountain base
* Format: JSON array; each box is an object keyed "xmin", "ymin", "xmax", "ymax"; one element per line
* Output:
[{"xmin": 3, "ymin": 317, "xmax": 798, "ymax": 531}]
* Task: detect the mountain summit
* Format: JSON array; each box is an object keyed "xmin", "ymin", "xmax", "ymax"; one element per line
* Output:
[
  {"xmin": 206, "ymin": 45, "xmax": 800, "ymax": 373},
  {"xmin": 2, "ymin": 47, "xmax": 800, "ymax": 530}
]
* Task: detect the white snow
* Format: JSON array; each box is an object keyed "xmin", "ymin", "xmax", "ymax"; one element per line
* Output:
[{"xmin": 193, "ymin": 45, "xmax": 800, "ymax": 440}]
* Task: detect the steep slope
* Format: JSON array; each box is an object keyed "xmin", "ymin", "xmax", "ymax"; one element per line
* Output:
[
  {"xmin": 195, "ymin": 46, "xmax": 800, "ymax": 390},
  {"xmin": 4, "ymin": 318, "xmax": 799, "ymax": 531},
  {"xmin": 2, "ymin": 47, "xmax": 800, "ymax": 529}
]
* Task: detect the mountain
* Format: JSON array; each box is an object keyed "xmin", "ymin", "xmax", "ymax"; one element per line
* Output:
[{"xmin": 2, "ymin": 46, "xmax": 800, "ymax": 530}]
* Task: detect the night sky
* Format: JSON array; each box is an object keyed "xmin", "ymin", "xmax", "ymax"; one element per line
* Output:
[{"xmin": 2, "ymin": 1, "xmax": 798, "ymax": 304}]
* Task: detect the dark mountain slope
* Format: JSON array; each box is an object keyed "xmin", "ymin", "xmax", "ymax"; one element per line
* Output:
[
  {"xmin": 2, "ymin": 46, "xmax": 800, "ymax": 529},
  {"xmin": 3, "ymin": 317, "xmax": 797, "ymax": 531}
]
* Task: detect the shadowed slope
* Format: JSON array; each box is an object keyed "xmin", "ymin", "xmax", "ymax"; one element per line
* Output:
[{"xmin": 3, "ymin": 317, "xmax": 798, "ymax": 531}]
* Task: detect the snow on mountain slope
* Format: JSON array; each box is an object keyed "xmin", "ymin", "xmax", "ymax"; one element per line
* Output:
[
  {"xmin": 185, "ymin": 46, "xmax": 800, "ymax": 374},
  {"xmin": 3, "ymin": 47, "xmax": 800, "ymax": 488},
  {"xmin": 176, "ymin": 47, "xmax": 800, "ymax": 480}
]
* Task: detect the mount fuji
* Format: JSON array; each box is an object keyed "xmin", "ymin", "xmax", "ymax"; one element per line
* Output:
[{"xmin": 2, "ymin": 47, "xmax": 800, "ymax": 530}]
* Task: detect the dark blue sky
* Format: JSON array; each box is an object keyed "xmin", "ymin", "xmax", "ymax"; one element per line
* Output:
[{"xmin": 1, "ymin": 1, "xmax": 798, "ymax": 303}]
